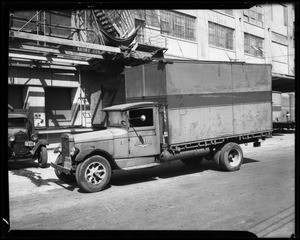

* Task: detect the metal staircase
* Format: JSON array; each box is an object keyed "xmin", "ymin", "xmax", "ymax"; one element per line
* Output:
[{"xmin": 93, "ymin": 10, "xmax": 135, "ymax": 39}]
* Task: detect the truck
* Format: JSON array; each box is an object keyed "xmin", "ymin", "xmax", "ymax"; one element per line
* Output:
[
  {"xmin": 51, "ymin": 60, "xmax": 273, "ymax": 193},
  {"xmin": 8, "ymin": 106, "xmax": 48, "ymax": 167},
  {"xmin": 272, "ymin": 91, "xmax": 295, "ymax": 130}
]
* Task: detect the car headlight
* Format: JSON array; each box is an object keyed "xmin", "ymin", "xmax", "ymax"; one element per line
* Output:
[
  {"xmin": 70, "ymin": 146, "xmax": 76, "ymax": 156},
  {"xmin": 8, "ymin": 134, "xmax": 15, "ymax": 142},
  {"xmin": 54, "ymin": 144, "xmax": 61, "ymax": 153},
  {"xmin": 31, "ymin": 133, "xmax": 38, "ymax": 141}
]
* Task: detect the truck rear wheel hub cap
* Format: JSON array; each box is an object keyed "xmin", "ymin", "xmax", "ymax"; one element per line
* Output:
[
  {"xmin": 85, "ymin": 162, "xmax": 106, "ymax": 184},
  {"xmin": 228, "ymin": 149, "xmax": 241, "ymax": 167}
]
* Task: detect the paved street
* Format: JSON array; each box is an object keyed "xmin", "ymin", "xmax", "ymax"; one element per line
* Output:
[{"xmin": 6, "ymin": 130, "xmax": 295, "ymax": 237}]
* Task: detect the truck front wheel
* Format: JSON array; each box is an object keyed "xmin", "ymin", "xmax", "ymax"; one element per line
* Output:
[
  {"xmin": 75, "ymin": 155, "xmax": 111, "ymax": 193},
  {"xmin": 38, "ymin": 146, "xmax": 48, "ymax": 168},
  {"xmin": 218, "ymin": 142, "xmax": 243, "ymax": 171}
]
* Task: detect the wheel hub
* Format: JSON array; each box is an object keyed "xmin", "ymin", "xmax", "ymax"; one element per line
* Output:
[
  {"xmin": 85, "ymin": 162, "xmax": 106, "ymax": 185},
  {"xmin": 228, "ymin": 149, "xmax": 240, "ymax": 167}
]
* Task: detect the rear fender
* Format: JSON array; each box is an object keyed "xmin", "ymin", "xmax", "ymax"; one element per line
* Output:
[
  {"xmin": 74, "ymin": 148, "xmax": 120, "ymax": 170},
  {"xmin": 30, "ymin": 139, "xmax": 48, "ymax": 155}
]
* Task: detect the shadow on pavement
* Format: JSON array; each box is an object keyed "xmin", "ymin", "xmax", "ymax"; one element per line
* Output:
[
  {"xmin": 10, "ymin": 168, "xmax": 58, "ymax": 187},
  {"xmin": 111, "ymin": 157, "xmax": 261, "ymax": 187},
  {"xmin": 10, "ymin": 166, "xmax": 78, "ymax": 191},
  {"xmin": 8, "ymin": 161, "xmax": 52, "ymax": 170},
  {"xmin": 272, "ymin": 129, "xmax": 295, "ymax": 136},
  {"xmin": 243, "ymin": 157, "xmax": 260, "ymax": 164},
  {"xmin": 8, "ymin": 157, "xmax": 262, "ymax": 192},
  {"xmin": 111, "ymin": 160, "xmax": 218, "ymax": 187}
]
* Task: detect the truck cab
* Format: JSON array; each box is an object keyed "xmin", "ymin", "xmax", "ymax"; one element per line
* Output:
[{"xmin": 51, "ymin": 102, "xmax": 162, "ymax": 192}]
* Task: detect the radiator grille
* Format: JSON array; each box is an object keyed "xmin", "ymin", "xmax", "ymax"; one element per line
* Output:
[
  {"xmin": 13, "ymin": 131, "xmax": 29, "ymax": 155},
  {"xmin": 61, "ymin": 135, "xmax": 70, "ymax": 161}
]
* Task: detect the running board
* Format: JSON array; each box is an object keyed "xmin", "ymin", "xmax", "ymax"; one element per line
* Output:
[{"xmin": 122, "ymin": 163, "xmax": 160, "ymax": 170}]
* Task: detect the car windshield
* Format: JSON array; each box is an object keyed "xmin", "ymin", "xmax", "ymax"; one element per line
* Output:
[
  {"xmin": 107, "ymin": 111, "xmax": 127, "ymax": 127},
  {"xmin": 8, "ymin": 117, "xmax": 28, "ymax": 128}
]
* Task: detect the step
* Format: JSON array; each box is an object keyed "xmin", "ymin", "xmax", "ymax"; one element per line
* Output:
[{"xmin": 122, "ymin": 163, "xmax": 160, "ymax": 170}]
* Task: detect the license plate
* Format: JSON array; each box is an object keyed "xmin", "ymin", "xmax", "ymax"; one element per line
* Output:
[
  {"xmin": 64, "ymin": 156, "xmax": 72, "ymax": 169},
  {"xmin": 25, "ymin": 141, "xmax": 35, "ymax": 147}
]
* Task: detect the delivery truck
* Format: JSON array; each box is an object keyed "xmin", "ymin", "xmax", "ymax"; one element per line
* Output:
[
  {"xmin": 272, "ymin": 91, "xmax": 295, "ymax": 130},
  {"xmin": 51, "ymin": 60, "xmax": 273, "ymax": 193}
]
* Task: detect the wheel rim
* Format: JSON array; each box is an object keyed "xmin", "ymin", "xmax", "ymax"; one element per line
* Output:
[
  {"xmin": 85, "ymin": 162, "xmax": 106, "ymax": 185},
  {"xmin": 227, "ymin": 148, "xmax": 241, "ymax": 167}
]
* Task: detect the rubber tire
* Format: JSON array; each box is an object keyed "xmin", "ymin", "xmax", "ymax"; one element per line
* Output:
[
  {"xmin": 181, "ymin": 157, "xmax": 203, "ymax": 166},
  {"xmin": 54, "ymin": 155, "xmax": 76, "ymax": 183},
  {"xmin": 38, "ymin": 146, "xmax": 48, "ymax": 168},
  {"xmin": 213, "ymin": 146, "xmax": 222, "ymax": 166},
  {"xmin": 75, "ymin": 155, "xmax": 111, "ymax": 193},
  {"xmin": 219, "ymin": 142, "xmax": 243, "ymax": 171}
]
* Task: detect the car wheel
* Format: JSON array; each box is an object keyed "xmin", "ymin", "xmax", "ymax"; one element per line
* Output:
[
  {"xmin": 54, "ymin": 155, "xmax": 76, "ymax": 183},
  {"xmin": 219, "ymin": 142, "xmax": 243, "ymax": 171},
  {"xmin": 75, "ymin": 155, "xmax": 111, "ymax": 193},
  {"xmin": 38, "ymin": 146, "xmax": 48, "ymax": 168}
]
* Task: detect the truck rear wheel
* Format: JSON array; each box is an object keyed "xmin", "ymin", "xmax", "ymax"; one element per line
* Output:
[
  {"xmin": 38, "ymin": 146, "xmax": 48, "ymax": 168},
  {"xmin": 181, "ymin": 157, "xmax": 203, "ymax": 166},
  {"xmin": 54, "ymin": 155, "xmax": 76, "ymax": 183},
  {"xmin": 219, "ymin": 142, "xmax": 243, "ymax": 171},
  {"xmin": 75, "ymin": 155, "xmax": 111, "ymax": 193}
]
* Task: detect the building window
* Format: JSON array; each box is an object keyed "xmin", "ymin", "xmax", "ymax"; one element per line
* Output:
[
  {"xmin": 160, "ymin": 10, "xmax": 196, "ymax": 41},
  {"xmin": 208, "ymin": 22, "xmax": 234, "ymax": 50},
  {"xmin": 243, "ymin": 5, "xmax": 263, "ymax": 27},
  {"xmin": 244, "ymin": 33, "xmax": 264, "ymax": 57}
]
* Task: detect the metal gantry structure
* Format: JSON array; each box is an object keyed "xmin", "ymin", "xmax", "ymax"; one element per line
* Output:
[{"xmin": 8, "ymin": 9, "xmax": 163, "ymax": 71}]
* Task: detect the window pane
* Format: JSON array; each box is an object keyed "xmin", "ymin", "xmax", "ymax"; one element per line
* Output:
[
  {"xmin": 244, "ymin": 33, "xmax": 264, "ymax": 57},
  {"xmin": 208, "ymin": 22, "xmax": 233, "ymax": 50},
  {"xmin": 160, "ymin": 10, "xmax": 195, "ymax": 41}
]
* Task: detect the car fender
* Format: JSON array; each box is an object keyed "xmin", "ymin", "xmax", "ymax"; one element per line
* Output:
[
  {"xmin": 30, "ymin": 139, "xmax": 48, "ymax": 155},
  {"xmin": 75, "ymin": 148, "xmax": 120, "ymax": 170}
]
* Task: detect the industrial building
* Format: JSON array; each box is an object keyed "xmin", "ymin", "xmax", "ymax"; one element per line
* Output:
[{"xmin": 7, "ymin": 5, "xmax": 295, "ymax": 145}]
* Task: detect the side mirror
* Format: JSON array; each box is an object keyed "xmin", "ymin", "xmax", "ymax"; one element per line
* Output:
[{"xmin": 140, "ymin": 115, "xmax": 146, "ymax": 122}]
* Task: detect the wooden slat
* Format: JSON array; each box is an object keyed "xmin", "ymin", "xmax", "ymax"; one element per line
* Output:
[{"xmin": 10, "ymin": 30, "xmax": 121, "ymax": 53}]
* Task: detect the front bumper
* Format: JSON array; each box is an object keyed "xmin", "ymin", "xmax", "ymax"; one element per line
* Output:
[
  {"xmin": 50, "ymin": 163, "xmax": 72, "ymax": 174},
  {"xmin": 8, "ymin": 157, "xmax": 36, "ymax": 163}
]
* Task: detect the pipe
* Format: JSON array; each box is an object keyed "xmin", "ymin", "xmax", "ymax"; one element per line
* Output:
[{"xmin": 160, "ymin": 148, "xmax": 210, "ymax": 162}]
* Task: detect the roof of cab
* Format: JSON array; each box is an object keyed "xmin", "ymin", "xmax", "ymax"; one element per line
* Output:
[
  {"xmin": 103, "ymin": 102, "xmax": 157, "ymax": 111},
  {"xmin": 8, "ymin": 113, "xmax": 28, "ymax": 119}
]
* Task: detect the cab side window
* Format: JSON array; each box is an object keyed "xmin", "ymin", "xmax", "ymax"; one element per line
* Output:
[{"xmin": 129, "ymin": 108, "xmax": 153, "ymax": 127}]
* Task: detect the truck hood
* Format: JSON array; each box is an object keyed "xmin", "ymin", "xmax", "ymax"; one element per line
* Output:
[
  {"xmin": 73, "ymin": 128, "xmax": 128, "ymax": 143},
  {"xmin": 8, "ymin": 128, "xmax": 28, "ymax": 136}
]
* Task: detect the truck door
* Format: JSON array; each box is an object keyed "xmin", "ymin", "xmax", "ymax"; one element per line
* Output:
[{"xmin": 128, "ymin": 107, "xmax": 160, "ymax": 157}]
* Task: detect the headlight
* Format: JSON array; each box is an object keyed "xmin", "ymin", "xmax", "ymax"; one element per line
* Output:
[
  {"xmin": 31, "ymin": 133, "xmax": 38, "ymax": 141},
  {"xmin": 8, "ymin": 134, "xmax": 15, "ymax": 142},
  {"xmin": 70, "ymin": 146, "xmax": 76, "ymax": 156},
  {"xmin": 54, "ymin": 144, "xmax": 61, "ymax": 153}
]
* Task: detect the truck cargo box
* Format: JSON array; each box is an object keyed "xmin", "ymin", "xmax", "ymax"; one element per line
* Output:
[{"xmin": 125, "ymin": 60, "xmax": 272, "ymax": 145}]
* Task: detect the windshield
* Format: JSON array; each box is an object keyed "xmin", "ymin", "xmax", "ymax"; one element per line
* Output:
[
  {"xmin": 8, "ymin": 117, "xmax": 28, "ymax": 128},
  {"xmin": 107, "ymin": 111, "xmax": 127, "ymax": 128}
]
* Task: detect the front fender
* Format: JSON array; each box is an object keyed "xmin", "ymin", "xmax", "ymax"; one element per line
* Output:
[
  {"xmin": 30, "ymin": 139, "xmax": 48, "ymax": 155},
  {"xmin": 75, "ymin": 148, "xmax": 120, "ymax": 170}
]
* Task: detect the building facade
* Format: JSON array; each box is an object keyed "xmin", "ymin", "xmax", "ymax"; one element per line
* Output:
[{"xmin": 8, "ymin": 4, "xmax": 295, "ymax": 139}]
